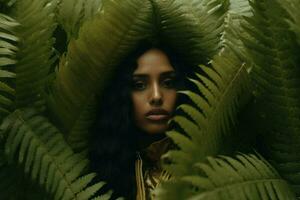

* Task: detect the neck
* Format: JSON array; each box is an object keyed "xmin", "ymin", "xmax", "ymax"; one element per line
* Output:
[{"xmin": 137, "ymin": 131, "xmax": 166, "ymax": 150}]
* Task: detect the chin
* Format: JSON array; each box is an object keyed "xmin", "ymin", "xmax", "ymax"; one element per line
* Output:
[{"xmin": 144, "ymin": 124, "xmax": 168, "ymax": 135}]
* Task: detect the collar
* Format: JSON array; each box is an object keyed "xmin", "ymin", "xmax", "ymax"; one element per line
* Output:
[{"xmin": 139, "ymin": 136, "xmax": 172, "ymax": 163}]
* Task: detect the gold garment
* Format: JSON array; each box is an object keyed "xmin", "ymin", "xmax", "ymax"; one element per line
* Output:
[{"xmin": 135, "ymin": 137, "xmax": 172, "ymax": 200}]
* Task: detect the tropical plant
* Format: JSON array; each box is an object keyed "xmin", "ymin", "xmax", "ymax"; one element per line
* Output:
[
  {"xmin": 1, "ymin": 108, "xmax": 108, "ymax": 200},
  {"xmin": 56, "ymin": 0, "xmax": 102, "ymax": 40},
  {"xmin": 0, "ymin": 0, "xmax": 110, "ymax": 199},
  {"xmin": 241, "ymin": 0, "xmax": 300, "ymax": 196},
  {"xmin": 155, "ymin": 153, "xmax": 296, "ymax": 200},
  {"xmin": 0, "ymin": 13, "xmax": 17, "ymax": 121},
  {"xmin": 0, "ymin": 0, "xmax": 299, "ymax": 200}
]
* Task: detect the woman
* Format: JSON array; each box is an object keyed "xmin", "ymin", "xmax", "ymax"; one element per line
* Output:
[{"xmin": 89, "ymin": 42, "xmax": 187, "ymax": 200}]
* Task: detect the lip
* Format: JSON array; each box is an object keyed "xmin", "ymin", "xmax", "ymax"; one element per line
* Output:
[{"xmin": 145, "ymin": 109, "xmax": 170, "ymax": 121}]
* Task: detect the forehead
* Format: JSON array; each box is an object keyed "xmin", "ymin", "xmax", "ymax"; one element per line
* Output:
[{"xmin": 133, "ymin": 49, "xmax": 175, "ymax": 74}]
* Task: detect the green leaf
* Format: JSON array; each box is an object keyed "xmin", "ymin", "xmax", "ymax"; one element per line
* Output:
[
  {"xmin": 278, "ymin": 0, "xmax": 300, "ymax": 45},
  {"xmin": 66, "ymin": 96, "xmax": 97, "ymax": 152},
  {"xmin": 164, "ymin": 43, "xmax": 251, "ymax": 179},
  {"xmin": 156, "ymin": 154, "xmax": 296, "ymax": 200},
  {"xmin": 228, "ymin": 0, "xmax": 252, "ymax": 17},
  {"xmin": 10, "ymin": 0, "xmax": 58, "ymax": 108},
  {"xmin": 57, "ymin": 0, "xmax": 103, "ymax": 39},
  {"xmin": 242, "ymin": 0, "xmax": 300, "ymax": 196},
  {"xmin": 0, "ymin": 13, "xmax": 18, "ymax": 121},
  {"xmin": 0, "ymin": 108, "xmax": 109, "ymax": 200},
  {"xmin": 151, "ymin": 0, "xmax": 228, "ymax": 69},
  {"xmin": 76, "ymin": 182, "xmax": 105, "ymax": 200}
]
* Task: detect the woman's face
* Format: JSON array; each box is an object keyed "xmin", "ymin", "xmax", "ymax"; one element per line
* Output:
[{"xmin": 131, "ymin": 48, "xmax": 177, "ymax": 135}]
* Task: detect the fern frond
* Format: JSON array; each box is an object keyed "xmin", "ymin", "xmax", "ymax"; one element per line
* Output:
[
  {"xmin": 155, "ymin": 154, "xmax": 296, "ymax": 200},
  {"xmin": 66, "ymin": 96, "xmax": 97, "ymax": 153},
  {"xmin": 222, "ymin": 1, "xmax": 253, "ymax": 65},
  {"xmin": 10, "ymin": 0, "xmax": 58, "ymax": 109},
  {"xmin": 48, "ymin": 0, "xmax": 154, "ymax": 131},
  {"xmin": 57, "ymin": 0, "xmax": 102, "ymax": 39},
  {"xmin": 0, "ymin": 13, "xmax": 18, "ymax": 121},
  {"xmin": 0, "ymin": 108, "xmax": 109, "ymax": 200},
  {"xmin": 155, "ymin": 0, "xmax": 228, "ymax": 65},
  {"xmin": 164, "ymin": 44, "xmax": 251, "ymax": 177},
  {"xmin": 242, "ymin": 0, "xmax": 300, "ymax": 196},
  {"xmin": 228, "ymin": 0, "xmax": 252, "ymax": 17},
  {"xmin": 278, "ymin": 0, "xmax": 300, "ymax": 45}
]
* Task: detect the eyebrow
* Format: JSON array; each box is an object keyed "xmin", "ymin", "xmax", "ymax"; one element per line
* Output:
[{"xmin": 132, "ymin": 71, "xmax": 176, "ymax": 78}]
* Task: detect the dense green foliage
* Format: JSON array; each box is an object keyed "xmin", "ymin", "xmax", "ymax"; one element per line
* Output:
[
  {"xmin": 242, "ymin": 0, "xmax": 300, "ymax": 196},
  {"xmin": 0, "ymin": 13, "xmax": 17, "ymax": 120},
  {"xmin": 0, "ymin": 0, "xmax": 299, "ymax": 199},
  {"xmin": 1, "ymin": 108, "xmax": 107, "ymax": 200},
  {"xmin": 155, "ymin": 154, "xmax": 296, "ymax": 200}
]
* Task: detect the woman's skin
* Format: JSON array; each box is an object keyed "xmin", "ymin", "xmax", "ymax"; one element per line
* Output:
[{"xmin": 131, "ymin": 48, "xmax": 177, "ymax": 135}]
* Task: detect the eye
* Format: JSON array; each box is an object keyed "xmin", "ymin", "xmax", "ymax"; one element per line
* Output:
[
  {"xmin": 132, "ymin": 80, "xmax": 147, "ymax": 91},
  {"xmin": 162, "ymin": 78, "xmax": 176, "ymax": 89}
]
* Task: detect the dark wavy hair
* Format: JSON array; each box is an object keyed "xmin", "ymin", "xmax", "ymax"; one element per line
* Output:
[{"xmin": 88, "ymin": 42, "xmax": 187, "ymax": 199}]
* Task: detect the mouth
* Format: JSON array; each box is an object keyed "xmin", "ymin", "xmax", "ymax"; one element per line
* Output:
[{"xmin": 145, "ymin": 109, "xmax": 170, "ymax": 122}]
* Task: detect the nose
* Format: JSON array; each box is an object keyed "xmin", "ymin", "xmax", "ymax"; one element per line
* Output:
[{"xmin": 149, "ymin": 82, "xmax": 163, "ymax": 106}]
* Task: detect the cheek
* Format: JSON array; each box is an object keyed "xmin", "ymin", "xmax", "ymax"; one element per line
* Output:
[
  {"xmin": 165, "ymin": 91, "xmax": 177, "ymax": 110},
  {"xmin": 131, "ymin": 93, "xmax": 146, "ymax": 118}
]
